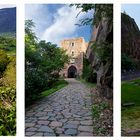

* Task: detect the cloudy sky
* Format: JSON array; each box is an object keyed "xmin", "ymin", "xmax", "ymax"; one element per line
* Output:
[
  {"xmin": 122, "ymin": 4, "xmax": 140, "ymax": 29},
  {"xmin": 25, "ymin": 4, "xmax": 93, "ymax": 46}
]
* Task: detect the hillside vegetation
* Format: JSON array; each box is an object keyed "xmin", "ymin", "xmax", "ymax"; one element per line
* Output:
[{"xmin": 0, "ymin": 35, "xmax": 16, "ymax": 136}]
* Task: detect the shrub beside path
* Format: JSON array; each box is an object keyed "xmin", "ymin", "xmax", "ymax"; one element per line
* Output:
[{"xmin": 25, "ymin": 78, "xmax": 93, "ymax": 136}]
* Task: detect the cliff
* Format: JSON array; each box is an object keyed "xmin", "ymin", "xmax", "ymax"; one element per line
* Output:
[
  {"xmin": 121, "ymin": 13, "xmax": 140, "ymax": 65},
  {"xmin": 86, "ymin": 4, "xmax": 113, "ymax": 99}
]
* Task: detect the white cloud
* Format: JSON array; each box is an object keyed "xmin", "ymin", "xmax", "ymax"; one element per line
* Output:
[
  {"xmin": 25, "ymin": 4, "xmax": 51, "ymax": 38},
  {"xmin": 0, "ymin": 4, "xmax": 16, "ymax": 9},
  {"xmin": 42, "ymin": 5, "xmax": 91, "ymax": 46},
  {"xmin": 25, "ymin": 4, "xmax": 94, "ymax": 46}
]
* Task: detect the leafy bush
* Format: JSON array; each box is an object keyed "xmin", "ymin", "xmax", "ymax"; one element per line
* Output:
[
  {"xmin": 0, "ymin": 36, "xmax": 16, "ymax": 53},
  {"xmin": 92, "ymin": 102, "xmax": 108, "ymax": 118},
  {"xmin": 25, "ymin": 68, "xmax": 49, "ymax": 101},
  {"xmin": 40, "ymin": 80, "xmax": 68, "ymax": 97},
  {"xmin": 0, "ymin": 36, "xmax": 16, "ymax": 136},
  {"xmin": 121, "ymin": 53, "xmax": 137, "ymax": 72},
  {"xmin": 25, "ymin": 20, "xmax": 69, "ymax": 106},
  {"xmin": 2, "ymin": 56, "xmax": 16, "ymax": 86},
  {"xmin": 0, "ymin": 50, "xmax": 9, "ymax": 75},
  {"xmin": 82, "ymin": 57, "xmax": 97, "ymax": 83},
  {"xmin": 0, "ymin": 86, "xmax": 16, "ymax": 136}
]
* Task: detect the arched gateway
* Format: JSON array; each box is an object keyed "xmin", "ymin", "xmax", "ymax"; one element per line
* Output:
[
  {"xmin": 68, "ymin": 65, "xmax": 77, "ymax": 78},
  {"xmin": 60, "ymin": 37, "xmax": 88, "ymax": 78}
]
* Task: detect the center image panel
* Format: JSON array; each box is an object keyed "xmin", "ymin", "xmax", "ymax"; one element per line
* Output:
[{"xmin": 25, "ymin": 4, "xmax": 113, "ymax": 137}]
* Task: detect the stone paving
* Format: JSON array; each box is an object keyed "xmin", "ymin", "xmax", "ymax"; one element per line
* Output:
[{"xmin": 25, "ymin": 78, "xmax": 93, "ymax": 136}]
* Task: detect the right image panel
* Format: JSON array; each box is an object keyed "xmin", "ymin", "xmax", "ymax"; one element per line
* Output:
[{"xmin": 121, "ymin": 4, "xmax": 140, "ymax": 136}]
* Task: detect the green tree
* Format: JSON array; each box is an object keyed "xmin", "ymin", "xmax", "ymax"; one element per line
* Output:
[
  {"xmin": 0, "ymin": 50, "xmax": 9, "ymax": 75},
  {"xmin": 25, "ymin": 20, "xmax": 69, "ymax": 105},
  {"xmin": 71, "ymin": 4, "xmax": 113, "ymax": 26},
  {"xmin": 38, "ymin": 41, "xmax": 69, "ymax": 73}
]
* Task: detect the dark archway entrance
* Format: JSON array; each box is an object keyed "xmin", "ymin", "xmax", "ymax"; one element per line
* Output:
[{"xmin": 68, "ymin": 66, "xmax": 77, "ymax": 78}]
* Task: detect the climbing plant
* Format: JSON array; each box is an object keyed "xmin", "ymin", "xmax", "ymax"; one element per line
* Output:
[
  {"xmin": 82, "ymin": 57, "xmax": 97, "ymax": 83},
  {"xmin": 92, "ymin": 42, "xmax": 113, "ymax": 64}
]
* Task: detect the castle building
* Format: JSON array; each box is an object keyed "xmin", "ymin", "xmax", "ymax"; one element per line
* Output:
[{"xmin": 60, "ymin": 37, "xmax": 88, "ymax": 78}]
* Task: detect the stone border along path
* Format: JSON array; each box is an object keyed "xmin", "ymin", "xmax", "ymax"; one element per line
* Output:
[{"xmin": 25, "ymin": 78, "xmax": 93, "ymax": 136}]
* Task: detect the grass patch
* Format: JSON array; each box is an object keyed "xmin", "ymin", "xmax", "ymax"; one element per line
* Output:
[
  {"xmin": 7, "ymin": 52, "xmax": 16, "ymax": 56},
  {"xmin": 40, "ymin": 80, "xmax": 68, "ymax": 97},
  {"xmin": 77, "ymin": 78, "xmax": 96, "ymax": 88},
  {"xmin": 122, "ymin": 106, "xmax": 140, "ymax": 130},
  {"xmin": 26, "ymin": 80, "xmax": 68, "ymax": 107},
  {"xmin": 122, "ymin": 78, "xmax": 140, "ymax": 106},
  {"xmin": 121, "ymin": 78, "xmax": 140, "ymax": 130}
]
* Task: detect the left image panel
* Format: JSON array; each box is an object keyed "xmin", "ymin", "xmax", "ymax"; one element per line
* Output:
[{"xmin": 0, "ymin": 5, "xmax": 16, "ymax": 136}]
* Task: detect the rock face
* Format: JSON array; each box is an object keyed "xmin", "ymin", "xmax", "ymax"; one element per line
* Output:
[
  {"xmin": 121, "ymin": 13, "xmax": 140, "ymax": 65},
  {"xmin": 86, "ymin": 5, "xmax": 113, "ymax": 99}
]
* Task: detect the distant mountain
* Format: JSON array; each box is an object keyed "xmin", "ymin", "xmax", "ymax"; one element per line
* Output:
[{"xmin": 0, "ymin": 7, "xmax": 16, "ymax": 34}]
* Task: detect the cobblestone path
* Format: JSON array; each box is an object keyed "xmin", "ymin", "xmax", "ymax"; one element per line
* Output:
[{"xmin": 25, "ymin": 78, "xmax": 93, "ymax": 136}]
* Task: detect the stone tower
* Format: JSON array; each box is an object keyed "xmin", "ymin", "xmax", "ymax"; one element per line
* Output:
[{"xmin": 60, "ymin": 37, "xmax": 88, "ymax": 78}]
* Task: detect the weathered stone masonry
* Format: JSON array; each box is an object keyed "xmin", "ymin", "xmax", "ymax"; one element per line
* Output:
[{"xmin": 60, "ymin": 37, "xmax": 88, "ymax": 78}]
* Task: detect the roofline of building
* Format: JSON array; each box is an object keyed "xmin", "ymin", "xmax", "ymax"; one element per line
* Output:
[{"xmin": 60, "ymin": 37, "xmax": 85, "ymax": 42}]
